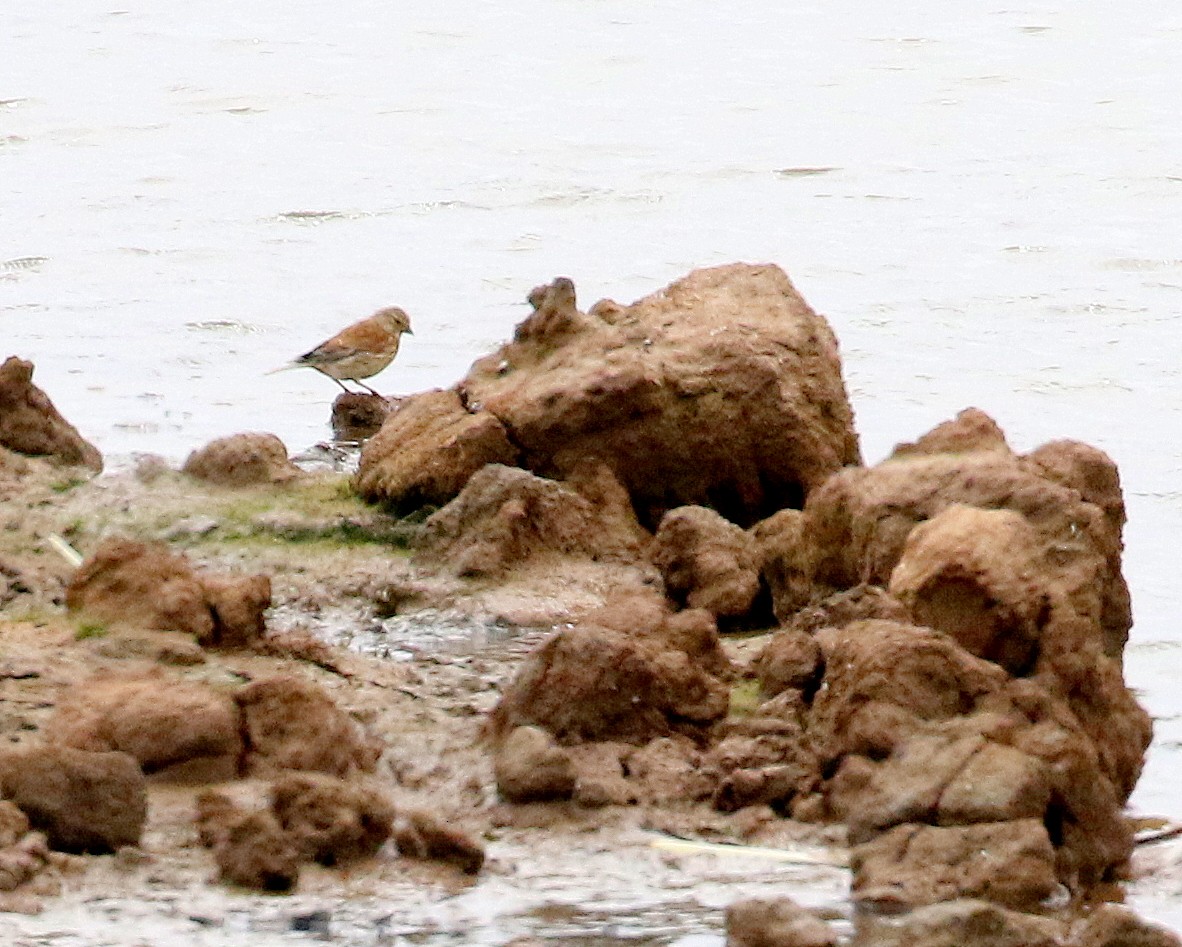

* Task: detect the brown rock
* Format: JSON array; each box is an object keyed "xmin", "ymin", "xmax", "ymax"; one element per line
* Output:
[
  {"xmin": 0, "ymin": 801, "xmax": 30, "ymax": 848},
  {"xmin": 65, "ymin": 537, "xmax": 270, "ymax": 646},
  {"xmin": 43, "ymin": 669, "xmax": 242, "ymax": 780},
  {"xmin": 753, "ymin": 628, "xmax": 822, "ymax": 698},
  {"xmin": 393, "ymin": 810, "xmax": 484, "ymax": 874},
  {"xmin": 270, "ymin": 772, "xmax": 395, "ymax": 865},
  {"xmin": 331, "ymin": 392, "xmax": 392, "ymax": 442},
  {"xmin": 652, "ymin": 506, "xmax": 761, "ymax": 618},
  {"xmin": 624, "ymin": 737, "xmax": 710, "ymax": 804},
  {"xmin": 1069, "ymin": 903, "xmax": 1182, "ymax": 947},
  {"xmin": 0, "ymin": 832, "xmax": 51, "ymax": 893},
  {"xmin": 850, "ymin": 819, "xmax": 1059, "ymax": 910},
  {"xmin": 415, "ymin": 463, "xmax": 643, "ymax": 577},
  {"xmin": 857, "ymin": 898, "xmax": 1063, "ymax": 947},
  {"xmin": 453, "ymin": 264, "xmax": 860, "ymax": 529},
  {"xmin": 488, "ymin": 622, "xmax": 729, "ymax": 745},
  {"xmin": 355, "ymin": 388, "xmax": 520, "ymax": 512},
  {"xmin": 181, "ymin": 432, "xmax": 300, "ymax": 487},
  {"xmin": 493, "ymin": 726, "xmax": 576, "ymax": 803},
  {"xmin": 751, "ymin": 509, "xmax": 815, "ymax": 623},
  {"xmin": 0, "ymin": 746, "xmax": 146, "ymax": 853},
  {"xmin": 892, "ymin": 407, "xmax": 1015, "ymax": 458},
  {"xmin": 0, "ymin": 356, "xmax": 102, "ymax": 471},
  {"xmin": 725, "ymin": 896, "xmax": 838, "ymax": 947},
  {"xmin": 888, "ymin": 505, "xmax": 1049, "ymax": 675},
  {"xmin": 567, "ymin": 742, "xmax": 637, "ymax": 807},
  {"xmin": 196, "ymin": 792, "xmax": 300, "ymax": 892},
  {"xmin": 235, "ymin": 675, "xmax": 381, "ymax": 777}
]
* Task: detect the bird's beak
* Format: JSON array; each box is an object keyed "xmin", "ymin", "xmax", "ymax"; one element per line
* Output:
[{"xmin": 405, "ymin": 328, "xmax": 414, "ymax": 336}]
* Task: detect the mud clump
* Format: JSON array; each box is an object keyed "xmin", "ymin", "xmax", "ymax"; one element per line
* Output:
[
  {"xmin": 270, "ymin": 772, "xmax": 395, "ymax": 865},
  {"xmin": 0, "ymin": 746, "xmax": 146, "ymax": 853},
  {"xmin": 65, "ymin": 537, "xmax": 271, "ymax": 648},
  {"xmin": 725, "ymin": 896, "xmax": 837, "ymax": 947},
  {"xmin": 392, "ymin": 809, "xmax": 485, "ymax": 875},
  {"xmin": 43, "ymin": 669, "xmax": 243, "ymax": 781},
  {"xmin": 234, "ymin": 675, "xmax": 382, "ymax": 777},
  {"xmin": 652, "ymin": 505, "xmax": 761, "ymax": 619},
  {"xmin": 182, "ymin": 432, "xmax": 301, "ymax": 487},
  {"xmin": 0, "ymin": 356, "xmax": 102, "ymax": 471},
  {"xmin": 493, "ymin": 725, "xmax": 577, "ymax": 803},
  {"xmin": 331, "ymin": 392, "xmax": 392, "ymax": 442},
  {"xmin": 195, "ymin": 791, "xmax": 301, "ymax": 892}
]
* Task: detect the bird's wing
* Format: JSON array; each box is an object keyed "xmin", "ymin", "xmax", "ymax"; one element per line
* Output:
[{"xmin": 298, "ymin": 319, "xmax": 395, "ymax": 364}]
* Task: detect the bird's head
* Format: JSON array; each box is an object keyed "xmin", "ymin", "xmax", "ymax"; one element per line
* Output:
[{"xmin": 374, "ymin": 306, "xmax": 413, "ymax": 336}]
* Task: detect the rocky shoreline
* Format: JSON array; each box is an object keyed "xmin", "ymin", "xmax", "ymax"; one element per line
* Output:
[{"xmin": 1, "ymin": 263, "xmax": 1179, "ymax": 945}]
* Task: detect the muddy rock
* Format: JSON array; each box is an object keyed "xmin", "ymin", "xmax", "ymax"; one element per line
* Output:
[
  {"xmin": 725, "ymin": 896, "xmax": 837, "ymax": 947},
  {"xmin": 447, "ymin": 264, "xmax": 860, "ymax": 529},
  {"xmin": 859, "ymin": 898, "xmax": 1063, "ymax": 947},
  {"xmin": 652, "ymin": 506, "xmax": 761, "ymax": 619},
  {"xmin": 0, "ymin": 830, "xmax": 51, "ymax": 893},
  {"xmin": 888, "ymin": 505, "xmax": 1049, "ymax": 675},
  {"xmin": 65, "ymin": 537, "xmax": 271, "ymax": 646},
  {"xmin": 488, "ymin": 620, "xmax": 729, "ymax": 745},
  {"xmin": 182, "ymin": 432, "xmax": 301, "ymax": 487},
  {"xmin": 355, "ymin": 388, "xmax": 520, "ymax": 512},
  {"xmin": 0, "ymin": 746, "xmax": 146, "ymax": 853},
  {"xmin": 270, "ymin": 772, "xmax": 395, "ymax": 865},
  {"xmin": 415, "ymin": 463, "xmax": 644, "ymax": 577},
  {"xmin": 1069, "ymin": 903, "xmax": 1182, "ymax": 947},
  {"xmin": 0, "ymin": 356, "xmax": 102, "ymax": 471},
  {"xmin": 196, "ymin": 791, "xmax": 300, "ymax": 892},
  {"xmin": 235, "ymin": 676, "xmax": 381, "ymax": 777},
  {"xmin": 567, "ymin": 742, "xmax": 637, "ymax": 807},
  {"xmin": 331, "ymin": 392, "xmax": 392, "ymax": 442},
  {"xmin": 753, "ymin": 628, "xmax": 822, "ymax": 699},
  {"xmin": 751, "ymin": 509, "xmax": 815, "ymax": 623},
  {"xmin": 43, "ymin": 669, "xmax": 242, "ymax": 781},
  {"xmin": 493, "ymin": 725, "xmax": 577, "ymax": 803},
  {"xmin": 892, "ymin": 407, "xmax": 1014, "ymax": 459},
  {"xmin": 786, "ymin": 584, "xmax": 910, "ymax": 638},
  {"xmin": 806, "ymin": 410, "xmax": 1130, "ymax": 658},
  {"xmin": 625, "ymin": 737, "xmax": 711, "ymax": 804},
  {"xmin": 393, "ymin": 809, "xmax": 485, "ymax": 875},
  {"xmin": 850, "ymin": 818, "xmax": 1059, "ymax": 910}
]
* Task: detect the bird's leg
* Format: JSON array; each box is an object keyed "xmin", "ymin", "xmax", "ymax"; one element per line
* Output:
[
  {"xmin": 357, "ymin": 380, "xmax": 384, "ymax": 397},
  {"xmin": 332, "ymin": 378, "xmax": 352, "ymax": 394}
]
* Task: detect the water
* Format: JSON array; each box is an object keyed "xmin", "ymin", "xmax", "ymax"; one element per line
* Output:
[{"xmin": 3, "ymin": 0, "xmax": 1181, "ymax": 935}]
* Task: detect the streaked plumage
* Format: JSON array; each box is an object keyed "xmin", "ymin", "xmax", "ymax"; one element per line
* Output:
[{"xmin": 268, "ymin": 307, "xmax": 412, "ymax": 396}]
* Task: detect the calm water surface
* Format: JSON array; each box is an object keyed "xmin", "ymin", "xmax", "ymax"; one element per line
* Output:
[{"xmin": 3, "ymin": 0, "xmax": 1181, "ymax": 937}]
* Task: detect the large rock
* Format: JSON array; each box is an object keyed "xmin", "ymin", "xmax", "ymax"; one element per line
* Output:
[
  {"xmin": 235, "ymin": 676, "xmax": 381, "ymax": 777},
  {"xmin": 0, "ymin": 746, "xmax": 146, "ymax": 853},
  {"xmin": 43, "ymin": 670, "xmax": 242, "ymax": 780},
  {"xmin": 415, "ymin": 463, "xmax": 644, "ymax": 577},
  {"xmin": 356, "ymin": 388, "xmax": 519, "ymax": 511},
  {"xmin": 364, "ymin": 265, "xmax": 860, "ymax": 527},
  {"xmin": 805, "ymin": 408, "xmax": 1130, "ymax": 658},
  {"xmin": 182, "ymin": 432, "xmax": 300, "ymax": 487},
  {"xmin": 857, "ymin": 898, "xmax": 1063, "ymax": 947},
  {"xmin": 65, "ymin": 537, "xmax": 271, "ymax": 647},
  {"xmin": 651, "ymin": 505, "xmax": 761, "ymax": 619},
  {"xmin": 0, "ymin": 356, "xmax": 102, "ymax": 471}
]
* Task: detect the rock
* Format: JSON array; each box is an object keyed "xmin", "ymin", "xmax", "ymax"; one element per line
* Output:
[
  {"xmin": 181, "ymin": 432, "xmax": 300, "ymax": 487},
  {"xmin": 567, "ymin": 742, "xmax": 637, "ymax": 807},
  {"xmin": 652, "ymin": 506, "xmax": 761, "ymax": 618},
  {"xmin": 270, "ymin": 772, "xmax": 395, "ymax": 865},
  {"xmin": 331, "ymin": 392, "xmax": 391, "ymax": 442},
  {"xmin": 753, "ymin": 628, "xmax": 822, "ymax": 698},
  {"xmin": 196, "ymin": 792, "xmax": 301, "ymax": 892},
  {"xmin": 235, "ymin": 676, "xmax": 381, "ymax": 777},
  {"xmin": 858, "ymin": 898, "xmax": 1063, "ymax": 947},
  {"xmin": 888, "ymin": 505, "xmax": 1049, "ymax": 675},
  {"xmin": 0, "ymin": 746, "xmax": 147, "ymax": 853},
  {"xmin": 447, "ymin": 264, "xmax": 860, "ymax": 528},
  {"xmin": 493, "ymin": 726, "xmax": 576, "ymax": 803},
  {"xmin": 43, "ymin": 669, "xmax": 242, "ymax": 781},
  {"xmin": 805, "ymin": 410, "xmax": 1130, "ymax": 658},
  {"xmin": 392, "ymin": 810, "xmax": 485, "ymax": 874},
  {"xmin": 488, "ymin": 620, "xmax": 729, "ymax": 745},
  {"xmin": 751, "ymin": 509, "xmax": 815, "ymax": 623},
  {"xmin": 892, "ymin": 408, "xmax": 1014, "ymax": 458},
  {"xmin": 65, "ymin": 537, "xmax": 271, "ymax": 646},
  {"xmin": 0, "ymin": 831, "xmax": 51, "ymax": 893},
  {"xmin": 0, "ymin": 801, "xmax": 30, "ymax": 848},
  {"xmin": 725, "ymin": 896, "xmax": 837, "ymax": 947},
  {"xmin": 415, "ymin": 463, "xmax": 644, "ymax": 577},
  {"xmin": 1069, "ymin": 903, "xmax": 1182, "ymax": 947},
  {"xmin": 786, "ymin": 584, "xmax": 910, "ymax": 637},
  {"xmin": 624, "ymin": 737, "xmax": 710, "ymax": 804},
  {"xmin": 0, "ymin": 356, "xmax": 102, "ymax": 471},
  {"xmin": 850, "ymin": 819, "xmax": 1059, "ymax": 910},
  {"xmin": 355, "ymin": 388, "xmax": 520, "ymax": 512}
]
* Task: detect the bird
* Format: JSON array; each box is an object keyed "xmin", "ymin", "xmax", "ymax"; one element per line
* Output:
[{"xmin": 268, "ymin": 307, "xmax": 412, "ymax": 396}]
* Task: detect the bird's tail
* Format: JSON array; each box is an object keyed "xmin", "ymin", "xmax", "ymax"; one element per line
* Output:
[{"xmin": 265, "ymin": 362, "xmax": 301, "ymax": 376}]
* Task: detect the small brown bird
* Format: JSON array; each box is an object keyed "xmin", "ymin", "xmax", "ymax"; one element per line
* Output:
[{"xmin": 268, "ymin": 307, "xmax": 412, "ymax": 396}]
